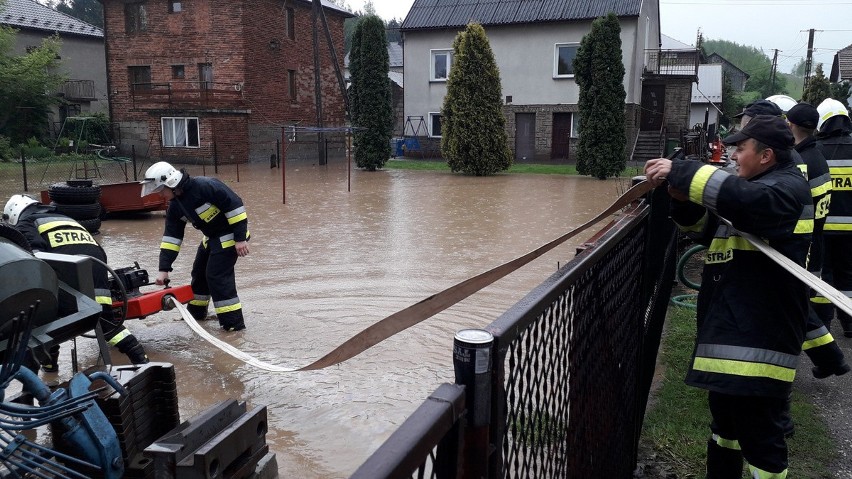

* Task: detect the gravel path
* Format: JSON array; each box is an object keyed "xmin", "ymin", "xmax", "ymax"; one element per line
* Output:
[{"xmin": 796, "ymin": 322, "xmax": 852, "ymax": 479}]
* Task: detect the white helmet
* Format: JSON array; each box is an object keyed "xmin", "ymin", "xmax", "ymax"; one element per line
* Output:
[
  {"xmin": 2, "ymin": 194, "xmax": 39, "ymax": 226},
  {"xmin": 766, "ymin": 94, "xmax": 797, "ymax": 113},
  {"xmin": 140, "ymin": 161, "xmax": 183, "ymax": 196},
  {"xmin": 817, "ymin": 98, "xmax": 850, "ymax": 130}
]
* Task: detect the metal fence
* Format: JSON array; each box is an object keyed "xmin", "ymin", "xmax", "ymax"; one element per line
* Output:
[{"xmin": 353, "ymin": 184, "xmax": 677, "ymax": 479}]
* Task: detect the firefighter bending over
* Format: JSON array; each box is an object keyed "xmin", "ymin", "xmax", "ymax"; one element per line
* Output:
[
  {"xmin": 2, "ymin": 195, "xmax": 149, "ymax": 369},
  {"xmin": 141, "ymin": 162, "xmax": 250, "ymax": 332}
]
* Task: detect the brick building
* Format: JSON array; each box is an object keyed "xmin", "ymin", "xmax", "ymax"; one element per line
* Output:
[{"xmin": 100, "ymin": 0, "xmax": 352, "ymax": 165}]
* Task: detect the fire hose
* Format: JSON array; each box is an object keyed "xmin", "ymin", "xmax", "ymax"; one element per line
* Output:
[{"xmin": 170, "ymin": 180, "xmax": 852, "ymax": 371}]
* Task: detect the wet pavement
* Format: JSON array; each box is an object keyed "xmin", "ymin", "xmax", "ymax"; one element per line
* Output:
[{"xmin": 1, "ymin": 159, "xmax": 628, "ymax": 477}]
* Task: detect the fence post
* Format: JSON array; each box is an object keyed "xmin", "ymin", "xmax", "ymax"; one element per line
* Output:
[
  {"xmin": 20, "ymin": 148, "xmax": 28, "ymax": 192},
  {"xmin": 453, "ymin": 329, "xmax": 494, "ymax": 479},
  {"xmin": 131, "ymin": 145, "xmax": 138, "ymax": 181}
]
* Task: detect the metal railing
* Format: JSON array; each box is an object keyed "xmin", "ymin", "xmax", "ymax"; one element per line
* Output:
[
  {"xmin": 354, "ymin": 185, "xmax": 678, "ymax": 478},
  {"xmin": 644, "ymin": 49, "xmax": 700, "ymax": 77},
  {"xmin": 58, "ymin": 80, "xmax": 97, "ymax": 101}
]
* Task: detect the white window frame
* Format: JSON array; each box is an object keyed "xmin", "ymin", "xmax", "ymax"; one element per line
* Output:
[
  {"xmin": 430, "ymin": 49, "xmax": 452, "ymax": 82},
  {"xmin": 571, "ymin": 112, "xmax": 581, "ymax": 138},
  {"xmin": 161, "ymin": 117, "xmax": 200, "ymax": 148},
  {"xmin": 553, "ymin": 43, "xmax": 580, "ymax": 78},
  {"xmin": 428, "ymin": 112, "xmax": 443, "ymax": 138}
]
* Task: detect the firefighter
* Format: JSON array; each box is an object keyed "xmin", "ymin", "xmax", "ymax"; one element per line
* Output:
[
  {"xmin": 786, "ymin": 102, "xmax": 849, "ymax": 377},
  {"xmin": 141, "ymin": 161, "xmax": 250, "ymax": 331},
  {"xmin": 645, "ymin": 115, "xmax": 812, "ymax": 478},
  {"xmin": 815, "ymin": 98, "xmax": 852, "ymax": 338},
  {"xmin": 2, "ymin": 195, "xmax": 149, "ymax": 369}
]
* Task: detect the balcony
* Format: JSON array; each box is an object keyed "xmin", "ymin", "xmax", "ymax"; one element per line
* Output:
[
  {"xmin": 130, "ymin": 81, "xmax": 247, "ymax": 111},
  {"xmin": 58, "ymin": 80, "xmax": 97, "ymax": 101},
  {"xmin": 643, "ymin": 49, "xmax": 700, "ymax": 80}
]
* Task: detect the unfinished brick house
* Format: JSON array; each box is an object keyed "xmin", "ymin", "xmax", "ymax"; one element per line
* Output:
[{"xmin": 100, "ymin": 0, "xmax": 352, "ymax": 165}]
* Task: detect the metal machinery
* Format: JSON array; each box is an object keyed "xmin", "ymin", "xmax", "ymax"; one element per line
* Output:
[{"xmin": 0, "ymin": 225, "xmax": 277, "ymax": 478}]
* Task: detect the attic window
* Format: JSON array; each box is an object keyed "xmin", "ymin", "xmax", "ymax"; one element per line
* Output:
[
  {"xmin": 554, "ymin": 43, "xmax": 579, "ymax": 78},
  {"xmin": 286, "ymin": 7, "xmax": 295, "ymax": 40},
  {"xmin": 430, "ymin": 49, "xmax": 451, "ymax": 82},
  {"xmin": 169, "ymin": 1, "xmax": 182, "ymax": 13}
]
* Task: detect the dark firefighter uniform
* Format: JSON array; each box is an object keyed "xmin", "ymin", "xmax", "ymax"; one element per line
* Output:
[
  {"xmin": 668, "ymin": 158, "xmax": 812, "ymax": 478},
  {"xmin": 158, "ymin": 174, "xmax": 249, "ymax": 331},
  {"xmin": 793, "ymin": 137, "xmax": 847, "ymax": 376},
  {"xmin": 816, "ymin": 129, "xmax": 852, "ymax": 337},
  {"xmin": 15, "ymin": 206, "xmax": 148, "ymax": 368}
]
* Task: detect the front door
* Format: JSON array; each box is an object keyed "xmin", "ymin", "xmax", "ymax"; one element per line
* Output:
[
  {"xmin": 640, "ymin": 85, "xmax": 665, "ymax": 131},
  {"xmin": 515, "ymin": 113, "xmax": 536, "ymax": 161},
  {"xmin": 552, "ymin": 113, "xmax": 572, "ymax": 160}
]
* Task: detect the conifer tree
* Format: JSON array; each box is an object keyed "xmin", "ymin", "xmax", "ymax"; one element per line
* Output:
[
  {"xmin": 441, "ymin": 22, "xmax": 511, "ymax": 176},
  {"xmin": 350, "ymin": 15, "xmax": 393, "ymax": 171},
  {"xmin": 802, "ymin": 64, "xmax": 832, "ymax": 106},
  {"xmin": 573, "ymin": 13, "xmax": 626, "ymax": 179}
]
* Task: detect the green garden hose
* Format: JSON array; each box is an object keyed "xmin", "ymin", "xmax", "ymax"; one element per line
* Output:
[{"xmin": 672, "ymin": 244, "xmax": 706, "ymax": 309}]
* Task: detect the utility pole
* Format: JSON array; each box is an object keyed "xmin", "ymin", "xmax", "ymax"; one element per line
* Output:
[
  {"xmin": 803, "ymin": 28, "xmax": 815, "ymax": 93},
  {"xmin": 770, "ymin": 49, "xmax": 779, "ymax": 93}
]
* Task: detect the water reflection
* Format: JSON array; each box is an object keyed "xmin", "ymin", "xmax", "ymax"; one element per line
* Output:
[{"xmin": 1, "ymin": 161, "xmax": 628, "ymax": 477}]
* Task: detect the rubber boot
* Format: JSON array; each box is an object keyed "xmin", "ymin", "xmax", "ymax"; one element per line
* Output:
[
  {"xmin": 40, "ymin": 345, "xmax": 60, "ymax": 373},
  {"xmin": 840, "ymin": 312, "xmax": 852, "ymax": 338},
  {"xmin": 187, "ymin": 303, "xmax": 208, "ymax": 322},
  {"xmin": 706, "ymin": 438, "xmax": 744, "ymax": 479},
  {"xmin": 115, "ymin": 335, "xmax": 149, "ymax": 364}
]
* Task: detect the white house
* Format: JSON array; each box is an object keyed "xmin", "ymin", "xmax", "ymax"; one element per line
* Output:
[{"xmin": 690, "ymin": 64, "xmax": 723, "ymax": 130}]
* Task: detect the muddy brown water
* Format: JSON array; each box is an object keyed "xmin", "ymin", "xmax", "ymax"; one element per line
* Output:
[{"xmin": 1, "ymin": 160, "xmax": 632, "ymax": 477}]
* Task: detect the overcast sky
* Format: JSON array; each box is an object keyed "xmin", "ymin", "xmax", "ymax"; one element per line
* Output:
[{"xmin": 348, "ymin": 0, "xmax": 852, "ymax": 75}]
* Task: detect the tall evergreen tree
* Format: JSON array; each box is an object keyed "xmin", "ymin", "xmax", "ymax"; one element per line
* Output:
[
  {"xmin": 0, "ymin": 28, "xmax": 64, "ymax": 144},
  {"xmin": 54, "ymin": 0, "xmax": 103, "ymax": 28},
  {"xmin": 573, "ymin": 13, "xmax": 626, "ymax": 179},
  {"xmin": 441, "ymin": 22, "xmax": 511, "ymax": 176},
  {"xmin": 802, "ymin": 63, "xmax": 832, "ymax": 106},
  {"xmin": 350, "ymin": 15, "xmax": 392, "ymax": 171}
]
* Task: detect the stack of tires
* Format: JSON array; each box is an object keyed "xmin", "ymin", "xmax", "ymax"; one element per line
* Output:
[{"xmin": 48, "ymin": 180, "xmax": 102, "ymax": 234}]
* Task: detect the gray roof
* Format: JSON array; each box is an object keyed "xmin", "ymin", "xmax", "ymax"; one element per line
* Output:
[
  {"xmin": 388, "ymin": 41, "xmax": 403, "ymax": 68},
  {"xmin": 344, "ymin": 42, "xmax": 404, "ymax": 68},
  {"xmin": 0, "ymin": 0, "xmax": 102, "ymax": 38},
  {"xmin": 661, "ymin": 33, "xmax": 692, "ymax": 50},
  {"xmin": 401, "ymin": 0, "xmax": 643, "ymax": 31},
  {"xmin": 830, "ymin": 43, "xmax": 852, "ymax": 82},
  {"xmin": 388, "ymin": 71, "xmax": 403, "ymax": 88}
]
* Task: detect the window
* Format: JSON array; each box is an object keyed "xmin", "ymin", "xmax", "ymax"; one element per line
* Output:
[
  {"xmin": 554, "ymin": 43, "xmax": 579, "ymax": 78},
  {"xmin": 199, "ymin": 63, "xmax": 213, "ymax": 90},
  {"xmin": 172, "ymin": 65, "xmax": 185, "ymax": 79},
  {"xmin": 162, "ymin": 117, "xmax": 200, "ymax": 148},
  {"xmin": 286, "ymin": 7, "xmax": 295, "ymax": 40},
  {"xmin": 429, "ymin": 113, "xmax": 442, "ymax": 137},
  {"xmin": 128, "ymin": 66, "xmax": 151, "ymax": 91},
  {"xmin": 288, "ymin": 69, "xmax": 296, "ymax": 100},
  {"xmin": 430, "ymin": 50, "xmax": 451, "ymax": 81},
  {"xmin": 125, "ymin": 2, "xmax": 148, "ymax": 33},
  {"xmin": 169, "ymin": 1, "xmax": 182, "ymax": 13},
  {"xmin": 571, "ymin": 112, "xmax": 581, "ymax": 138}
]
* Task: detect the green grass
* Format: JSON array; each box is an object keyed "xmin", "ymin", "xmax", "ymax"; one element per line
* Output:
[
  {"xmin": 642, "ymin": 306, "xmax": 837, "ymax": 478},
  {"xmin": 384, "ymin": 158, "xmax": 645, "ymax": 177}
]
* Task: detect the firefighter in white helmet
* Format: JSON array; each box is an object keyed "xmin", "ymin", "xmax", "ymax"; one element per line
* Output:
[
  {"xmin": 2, "ymin": 194, "xmax": 149, "ymax": 370},
  {"xmin": 141, "ymin": 161, "xmax": 250, "ymax": 331},
  {"xmin": 815, "ymin": 98, "xmax": 852, "ymax": 338}
]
